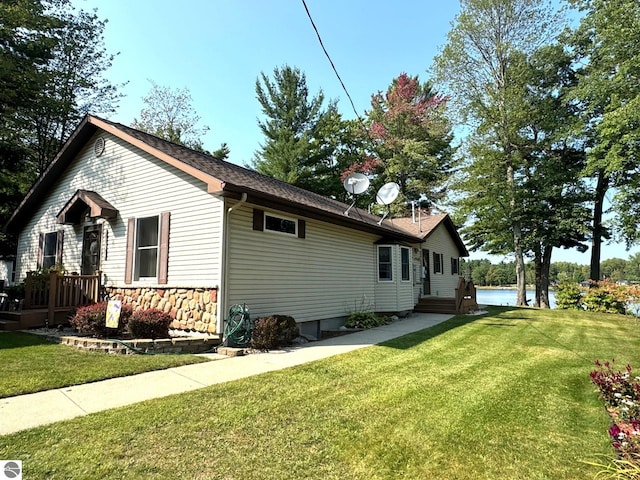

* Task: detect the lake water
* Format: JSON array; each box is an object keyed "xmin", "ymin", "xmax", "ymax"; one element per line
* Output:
[{"xmin": 476, "ymin": 289, "xmax": 557, "ymax": 308}]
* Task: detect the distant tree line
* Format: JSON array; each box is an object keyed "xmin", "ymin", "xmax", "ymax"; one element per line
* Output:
[{"xmin": 463, "ymin": 254, "xmax": 640, "ymax": 287}]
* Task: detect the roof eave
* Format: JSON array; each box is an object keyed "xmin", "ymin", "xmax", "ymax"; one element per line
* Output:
[
  {"xmin": 4, "ymin": 115, "xmax": 98, "ymax": 233},
  {"xmin": 219, "ymin": 183, "xmax": 422, "ymax": 244}
]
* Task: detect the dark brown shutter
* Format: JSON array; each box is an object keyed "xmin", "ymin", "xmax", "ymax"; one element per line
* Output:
[
  {"xmin": 124, "ymin": 218, "xmax": 135, "ymax": 284},
  {"xmin": 158, "ymin": 212, "xmax": 170, "ymax": 284},
  {"xmin": 37, "ymin": 233, "xmax": 45, "ymax": 269},
  {"xmin": 56, "ymin": 230, "xmax": 64, "ymax": 265},
  {"xmin": 298, "ymin": 219, "xmax": 306, "ymax": 239},
  {"xmin": 253, "ymin": 209, "xmax": 264, "ymax": 231}
]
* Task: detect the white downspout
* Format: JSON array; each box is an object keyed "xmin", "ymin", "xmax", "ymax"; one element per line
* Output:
[{"xmin": 218, "ymin": 192, "xmax": 247, "ymax": 335}]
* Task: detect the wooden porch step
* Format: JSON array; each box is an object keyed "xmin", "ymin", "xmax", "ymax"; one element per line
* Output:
[
  {"xmin": 414, "ymin": 297, "xmax": 458, "ymax": 314},
  {"xmin": 0, "ymin": 309, "xmax": 71, "ymax": 330},
  {"xmin": 0, "ymin": 319, "xmax": 21, "ymax": 331}
]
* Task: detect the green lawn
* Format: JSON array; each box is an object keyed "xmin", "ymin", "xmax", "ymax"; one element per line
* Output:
[
  {"xmin": 1, "ymin": 307, "xmax": 638, "ymax": 479},
  {"xmin": 0, "ymin": 332, "xmax": 210, "ymax": 397}
]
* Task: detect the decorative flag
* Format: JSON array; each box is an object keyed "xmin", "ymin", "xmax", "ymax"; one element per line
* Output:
[{"xmin": 106, "ymin": 300, "xmax": 122, "ymax": 329}]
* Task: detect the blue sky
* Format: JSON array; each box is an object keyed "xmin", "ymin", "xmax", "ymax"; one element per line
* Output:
[{"xmin": 70, "ymin": 0, "xmax": 635, "ymax": 264}]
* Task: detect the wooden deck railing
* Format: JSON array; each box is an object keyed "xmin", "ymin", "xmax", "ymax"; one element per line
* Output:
[
  {"xmin": 24, "ymin": 271, "xmax": 102, "ymax": 323},
  {"xmin": 455, "ymin": 276, "xmax": 479, "ymax": 313}
]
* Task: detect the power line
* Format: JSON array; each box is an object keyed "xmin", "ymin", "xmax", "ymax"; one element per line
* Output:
[{"xmin": 300, "ymin": 0, "xmax": 363, "ymax": 123}]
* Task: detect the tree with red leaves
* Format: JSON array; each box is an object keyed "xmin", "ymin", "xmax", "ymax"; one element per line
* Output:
[{"xmin": 362, "ymin": 73, "xmax": 455, "ymax": 216}]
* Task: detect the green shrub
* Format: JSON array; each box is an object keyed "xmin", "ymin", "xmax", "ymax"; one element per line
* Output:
[
  {"xmin": 344, "ymin": 311, "xmax": 389, "ymax": 329},
  {"xmin": 554, "ymin": 281, "xmax": 583, "ymax": 310},
  {"xmin": 127, "ymin": 308, "xmax": 172, "ymax": 339},
  {"xmin": 251, "ymin": 315, "xmax": 299, "ymax": 351},
  {"xmin": 582, "ymin": 281, "xmax": 628, "ymax": 315},
  {"xmin": 556, "ymin": 280, "xmax": 636, "ymax": 315},
  {"xmin": 69, "ymin": 302, "xmax": 133, "ymax": 338}
]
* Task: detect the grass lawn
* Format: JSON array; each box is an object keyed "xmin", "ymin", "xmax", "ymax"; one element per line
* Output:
[
  {"xmin": 0, "ymin": 332, "xmax": 210, "ymax": 397},
  {"xmin": 1, "ymin": 307, "xmax": 638, "ymax": 479}
]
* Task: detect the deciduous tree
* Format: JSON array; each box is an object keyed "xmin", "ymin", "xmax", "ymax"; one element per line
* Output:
[
  {"xmin": 565, "ymin": 0, "xmax": 640, "ymax": 280},
  {"xmin": 0, "ymin": 1, "xmax": 122, "ymax": 255},
  {"xmin": 364, "ymin": 73, "xmax": 455, "ymax": 216},
  {"xmin": 434, "ymin": 0, "xmax": 564, "ymax": 306},
  {"xmin": 132, "ymin": 81, "xmax": 227, "ymax": 157}
]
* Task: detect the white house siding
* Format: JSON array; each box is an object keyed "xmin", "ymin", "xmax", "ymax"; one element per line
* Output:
[
  {"xmin": 422, "ymin": 223, "xmax": 462, "ymax": 298},
  {"xmin": 225, "ymin": 204, "xmax": 378, "ymax": 323},
  {"xmin": 374, "ymin": 244, "xmax": 415, "ymax": 313},
  {"xmin": 15, "ymin": 133, "xmax": 224, "ymax": 288}
]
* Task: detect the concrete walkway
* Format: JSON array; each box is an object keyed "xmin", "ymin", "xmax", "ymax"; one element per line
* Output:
[{"xmin": 0, "ymin": 313, "xmax": 454, "ymax": 435}]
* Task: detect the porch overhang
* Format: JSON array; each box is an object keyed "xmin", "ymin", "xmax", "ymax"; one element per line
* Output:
[{"xmin": 56, "ymin": 190, "xmax": 118, "ymax": 225}]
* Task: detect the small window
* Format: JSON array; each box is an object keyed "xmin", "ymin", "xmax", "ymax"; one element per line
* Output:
[
  {"xmin": 135, "ymin": 216, "xmax": 159, "ymax": 279},
  {"xmin": 451, "ymin": 257, "xmax": 459, "ymax": 275},
  {"xmin": 401, "ymin": 247, "xmax": 410, "ymax": 281},
  {"xmin": 42, "ymin": 232, "xmax": 58, "ymax": 269},
  {"xmin": 265, "ymin": 213, "xmax": 297, "ymax": 236},
  {"xmin": 378, "ymin": 246, "xmax": 393, "ymax": 281},
  {"xmin": 433, "ymin": 252, "xmax": 444, "ymax": 274}
]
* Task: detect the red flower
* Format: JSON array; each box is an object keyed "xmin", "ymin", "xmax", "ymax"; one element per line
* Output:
[{"xmin": 609, "ymin": 424, "xmax": 622, "ymax": 438}]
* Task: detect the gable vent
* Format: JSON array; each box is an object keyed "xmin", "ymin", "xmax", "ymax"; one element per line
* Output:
[{"xmin": 94, "ymin": 137, "xmax": 106, "ymax": 157}]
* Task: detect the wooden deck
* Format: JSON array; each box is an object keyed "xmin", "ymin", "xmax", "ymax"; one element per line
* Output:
[
  {"xmin": 0, "ymin": 308, "xmax": 75, "ymax": 331},
  {"xmin": 0, "ymin": 271, "xmax": 101, "ymax": 331},
  {"xmin": 414, "ymin": 278, "xmax": 479, "ymax": 315}
]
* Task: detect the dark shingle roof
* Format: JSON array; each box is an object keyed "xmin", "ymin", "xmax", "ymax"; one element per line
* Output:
[
  {"xmin": 6, "ymin": 115, "xmax": 467, "ymax": 255},
  {"xmin": 97, "ymin": 117, "xmax": 423, "ymax": 241}
]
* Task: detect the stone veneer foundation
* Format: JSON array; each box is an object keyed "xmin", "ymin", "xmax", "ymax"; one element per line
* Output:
[{"xmin": 104, "ymin": 286, "xmax": 218, "ymax": 334}]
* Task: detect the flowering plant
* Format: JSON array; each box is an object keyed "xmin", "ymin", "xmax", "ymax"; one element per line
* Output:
[{"xmin": 591, "ymin": 359, "xmax": 640, "ymax": 464}]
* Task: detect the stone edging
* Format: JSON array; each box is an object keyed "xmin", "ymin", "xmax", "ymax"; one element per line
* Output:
[{"xmin": 49, "ymin": 334, "xmax": 220, "ymax": 355}]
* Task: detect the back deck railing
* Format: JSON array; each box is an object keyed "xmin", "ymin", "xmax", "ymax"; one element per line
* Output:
[
  {"xmin": 24, "ymin": 271, "xmax": 102, "ymax": 323},
  {"xmin": 455, "ymin": 276, "xmax": 479, "ymax": 314}
]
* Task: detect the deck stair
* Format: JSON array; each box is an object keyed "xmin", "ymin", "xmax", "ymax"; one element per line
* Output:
[
  {"xmin": 0, "ymin": 308, "xmax": 76, "ymax": 331},
  {"xmin": 414, "ymin": 297, "xmax": 458, "ymax": 314}
]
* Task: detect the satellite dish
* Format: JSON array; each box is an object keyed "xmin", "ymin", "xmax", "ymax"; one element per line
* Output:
[
  {"xmin": 376, "ymin": 182, "xmax": 400, "ymax": 205},
  {"xmin": 375, "ymin": 182, "xmax": 400, "ymax": 224},
  {"xmin": 343, "ymin": 173, "xmax": 370, "ymax": 195},
  {"xmin": 343, "ymin": 173, "xmax": 370, "ymax": 216}
]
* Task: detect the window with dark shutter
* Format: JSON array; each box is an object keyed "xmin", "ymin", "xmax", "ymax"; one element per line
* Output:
[
  {"xmin": 40, "ymin": 231, "xmax": 60, "ymax": 269},
  {"xmin": 135, "ymin": 216, "xmax": 159, "ymax": 279},
  {"xmin": 451, "ymin": 257, "xmax": 459, "ymax": 275},
  {"xmin": 253, "ymin": 209, "xmax": 264, "ymax": 231},
  {"xmin": 158, "ymin": 212, "xmax": 170, "ymax": 284},
  {"xmin": 433, "ymin": 252, "xmax": 444, "ymax": 274},
  {"xmin": 56, "ymin": 230, "xmax": 64, "ymax": 265},
  {"xmin": 124, "ymin": 218, "xmax": 135, "ymax": 284}
]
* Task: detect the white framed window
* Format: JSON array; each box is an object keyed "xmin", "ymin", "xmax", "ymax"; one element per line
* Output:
[
  {"xmin": 41, "ymin": 232, "xmax": 58, "ymax": 269},
  {"xmin": 125, "ymin": 212, "xmax": 170, "ymax": 285},
  {"xmin": 378, "ymin": 246, "xmax": 393, "ymax": 281},
  {"xmin": 264, "ymin": 213, "xmax": 297, "ymax": 236},
  {"xmin": 135, "ymin": 216, "xmax": 159, "ymax": 279},
  {"xmin": 401, "ymin": 247, "xmax": 411, "ymax": 281},
  {"xmin": 253, "ymin": 209, "xmax": 306, "ymax": 239},
  {"xmin": 433, "ymin": 252, "xmax": 444, "ymax": 274}
]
